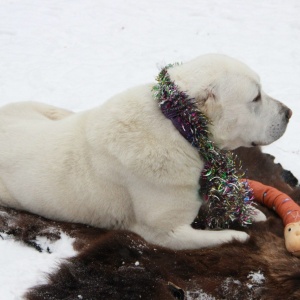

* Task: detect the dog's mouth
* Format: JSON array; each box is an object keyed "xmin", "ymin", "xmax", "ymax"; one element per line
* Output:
[
  {"xmin": 251, "ymin": 141, "xmax": 269, "ymax": 147},
  {"xmin": 251, "ymin": 141, "xmax": 268, "ymax": 147}
]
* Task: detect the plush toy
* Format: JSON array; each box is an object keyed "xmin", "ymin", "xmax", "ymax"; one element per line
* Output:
[{"xmin": 245, "ymin": 179, "xmax": 300, "ymax": 257}]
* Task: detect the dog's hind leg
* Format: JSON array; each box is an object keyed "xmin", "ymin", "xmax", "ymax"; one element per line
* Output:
[
  {"xmin": 31, "ymin": 102, "xmax": 74, "ymax": 120},
  {"xmin": 0, "ymin": 101, "xmax": 74, "ymax": 121},
  {"xmin": 0, "ymin": 177, "xmax": 21, "ymax": 209}
]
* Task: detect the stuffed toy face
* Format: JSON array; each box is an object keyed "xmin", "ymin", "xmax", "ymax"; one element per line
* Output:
[{"xmin": 284, "ymin": 222, "xmax": 300, "ymax": 257}]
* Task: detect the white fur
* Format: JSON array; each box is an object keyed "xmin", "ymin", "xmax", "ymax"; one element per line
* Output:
[{"xmin": 0, "ymin": 54, "xmax": 291, "ymax": 250}]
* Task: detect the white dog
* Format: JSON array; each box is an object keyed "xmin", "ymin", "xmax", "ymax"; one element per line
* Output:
[{"xmin": 0, "ymin": 54, "xmax": 292, "ymax": 250}]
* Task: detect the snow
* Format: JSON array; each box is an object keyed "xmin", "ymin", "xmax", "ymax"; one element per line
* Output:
[
  {"xmin": 247, "ymin": 270, "xmax": 266, "ymax": 289},
  {"xmin": 0, "ymin": 0, "xmax": 299, "ymax": 298},
  {"xmin": 0, "ymin": 231, "xmax": 77, "ymax": 299},
  {"xmin": 186, "ymin": 290, "xmax": 216, "ymax": 300}
]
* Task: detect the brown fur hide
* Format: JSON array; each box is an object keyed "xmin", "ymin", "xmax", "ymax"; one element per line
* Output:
[{"xmin": 1, "ymin": 147, "xmax": 300, "ymax": 300}]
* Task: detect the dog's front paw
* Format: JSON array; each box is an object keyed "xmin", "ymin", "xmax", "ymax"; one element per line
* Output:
[
  {"xmin": 221, "ymin": 229, "xmax": 249, "ymax": 243},
  {"xmin": 252, "ymin": 208, "xmax": 267, "ymax": 222}
]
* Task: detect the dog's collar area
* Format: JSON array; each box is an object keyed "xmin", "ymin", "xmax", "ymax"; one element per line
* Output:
[
  {"xmin": 152, "ymin": 64, "xmax": 210, "ymax": 150},
  {"xmin": 152, "ymin": 64, "xmax": 255, "ymax": 229}
]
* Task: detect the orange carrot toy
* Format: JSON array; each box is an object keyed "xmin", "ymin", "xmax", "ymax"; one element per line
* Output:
[{"xmin": 246, "ymin": 179, "xmax": 300, "ymax": 257}]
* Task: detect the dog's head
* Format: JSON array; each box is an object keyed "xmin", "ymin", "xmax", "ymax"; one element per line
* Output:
[{"xmin": 168, "ymin": 54, "xmax": 292, "ymax": 150}]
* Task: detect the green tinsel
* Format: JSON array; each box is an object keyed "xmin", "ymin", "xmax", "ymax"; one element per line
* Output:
[{"xmin": 152, "ymin": 64, "xmax": 255, "ymax": 229}]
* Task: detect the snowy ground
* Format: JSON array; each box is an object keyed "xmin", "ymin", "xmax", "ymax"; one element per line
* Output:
[{"xmin": 0, "ymin": 0, "xmax": 299, "ymax": 298}]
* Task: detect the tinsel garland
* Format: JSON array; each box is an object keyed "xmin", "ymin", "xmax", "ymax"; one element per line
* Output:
[{"xmin": 152, "ymin": 64, "xmax": 255, "ymax": 229}]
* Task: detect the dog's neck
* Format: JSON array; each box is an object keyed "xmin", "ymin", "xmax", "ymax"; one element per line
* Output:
[{"xmin": 152, "ymin": 64, "xmax": 255, "ymax": 229}]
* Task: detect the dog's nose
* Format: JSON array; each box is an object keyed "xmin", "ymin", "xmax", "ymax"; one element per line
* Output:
[{"xmin": 286, "ymin": 108, "xmax": 293, "ymax": 120}]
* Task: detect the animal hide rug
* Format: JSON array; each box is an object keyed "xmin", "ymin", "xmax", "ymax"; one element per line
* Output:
[{"xmin": 0, "ymin": 147, "xmax": 300, "ymax": 300}]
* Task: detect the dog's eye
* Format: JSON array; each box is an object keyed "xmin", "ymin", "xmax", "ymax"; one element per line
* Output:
[{"xmin": 252, "ymin": 93, "xmax": 261, "ymax": 103}]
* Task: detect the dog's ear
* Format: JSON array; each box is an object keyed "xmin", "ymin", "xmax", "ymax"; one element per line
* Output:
[
  {"xmin": 197, "ymin": 85, "xmax": 216, "ymax": 107},
  {"xmin": 198, "ymin": 84, "xmax": 222, "ymax": 120},
  {"xmin": 168, "ymin": 64, "xmax": 217, "ymax": 105},
  {"xmin": 205, "ymin": 87, "xmax": 216, "ymax": 101}
]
